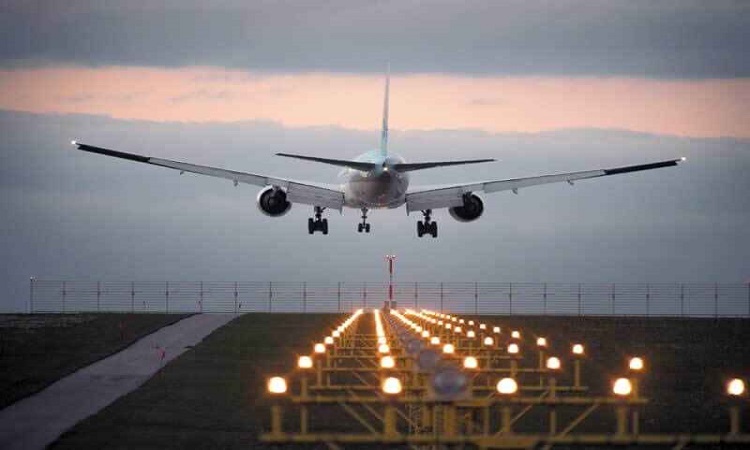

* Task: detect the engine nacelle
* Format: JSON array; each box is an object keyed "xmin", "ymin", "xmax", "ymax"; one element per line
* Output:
[
  {"xmin": 256, "ymin": 187, "xmax": 292, "ymax": 217},
  {"xmin": 449, "ymin": 193, "xmax": 484, "ymax": 222}
]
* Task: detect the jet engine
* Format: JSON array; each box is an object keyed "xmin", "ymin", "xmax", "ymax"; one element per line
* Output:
[
  {"xmin": 448, "ymin": 193, "xmax": 484, "ymax": 222},
  {"xmin": 256, "ymin": 187, "xmax": 292, "ymax": 217}
]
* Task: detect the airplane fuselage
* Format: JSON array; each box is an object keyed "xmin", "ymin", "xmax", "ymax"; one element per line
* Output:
[{"xmin": 342, "ymin": 150, "xmax": 409, "ymax": 209}]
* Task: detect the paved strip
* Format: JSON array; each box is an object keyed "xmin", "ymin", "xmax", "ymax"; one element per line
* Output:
[{"xmin": 0, "ymin": 313, "xmax": 237, "ymax": 450}]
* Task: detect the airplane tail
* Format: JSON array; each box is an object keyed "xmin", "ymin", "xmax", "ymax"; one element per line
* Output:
[{"xmin": 380, "ymin": 64, "xmax": 390, "ymax": 157}]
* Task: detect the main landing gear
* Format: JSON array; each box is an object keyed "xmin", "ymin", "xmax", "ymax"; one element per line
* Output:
[
  {"xmin": 357, "ymin": 208, "xmax": 371, "ymax": 233},
  {"xmin": 417, "ymin": 209, "xmax": 438, "ymax": 238},
  {"xmin": 308, "ymin": 206, "xmax": 328, "ymax": 235}
]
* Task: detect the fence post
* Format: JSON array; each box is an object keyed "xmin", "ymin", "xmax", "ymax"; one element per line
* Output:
[
  {"xmin": 62, "ymin": 281, "xmax": 66, "ymax": 313},
  {"xmin": 29, "ymin": 277, "xmax": 35, "ymax": 314},
  {"xmin": 646, "ymin": 284, "xmax": 650, "ymax": 317},
  {"xmin": 199, "ymin": 281, "xmax": 204, "ymax": 313},
  {"xmin": 543, "ymin": 283, "xmax": 547, "ymax": 315},
  {"xmin": 363, "ymin": 282, "xmax": 367, "ymax": 308},
  {"xmin": 131, "ymin": 282, "xmax": 135, "ymax": 312},
  {"xmin": 508, "ymin": 282, "xmax": 513, "ymax": 315},
  {"xmin": 337, "ymin": 282, "xmax": 342, "ymax": 313},
  {"xmin": 165, "ymin": 281, "xmax": 170, "ymax": 313},
  {"xmin": 414, "ymin": 282, "xmax": 418, "ymax": 309},
  {"xmin": 302, "ymin": 282, "xmax": 307, "ymax": 313},
  {"xmin": 577, "ymin": 283, "xmax": 582, "ymax": 316},
  {"xmin": 680, "ymin": 284, "xmax": 685, "ymax": 317},
  {"xmin": 747, "ymin": 283, "xmax": 750, "ymax": 318},
  {"xmin": 714, "ymin": 283, "xmax": 719, "ymax": 318},
  {"xmin": 611, "ymin": 284, "xmax": 616, "ymax": 315},
  {"xmin": 97, "ymin": 281, "xmax": 101, "ymax": 312},
  {"xmin": 440, "ymin": 283, "xmax": 444, "ymax": 312},
  {"xmin": 268, "ymin": 282, "xmax": 273, "ymax": 312},
  {"xmin": 235, "ymin": 282, "xmax": 239, "ymax": 314},
  {"xmin": 474, "ymin": 282, "xmax": 479, "ymax": 315}
]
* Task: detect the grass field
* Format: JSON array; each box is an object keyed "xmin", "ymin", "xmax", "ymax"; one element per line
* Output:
[
  {"xmin": 47, "ymin": 313, "xmax": 749, "ymax": 448},
  {"xmin": 0, "ymin": 313, "xmax": 190, "ymax": 409}
]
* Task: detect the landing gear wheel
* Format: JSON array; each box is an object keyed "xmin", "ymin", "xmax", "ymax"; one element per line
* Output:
[
  {"xmin": 322, "ymin": 219, "xmax": 329, "ymax": 235},
  {"xmin": 308, "ymin": 206, "xmax": 328, "ymax": 235},
  {"xmin": 417, "ymin": 209, "xmax": 438, "ymax": 238},
  {"xmin": 308, "ymin": 218, "xmax": 315, "ymax": 234},
  {"xmin": 358, "ymin": 223, "xmax": 364, "ymax": 233},
  {"xmin": 358, "ymin": 207, "xmax": 371, "ymax": 234},
  {"xmin": 365, "ymin": 223, "xmax": 371, "ymax": 233}
]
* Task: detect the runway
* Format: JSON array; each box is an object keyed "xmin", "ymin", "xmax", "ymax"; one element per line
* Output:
[{"xmin": 0, "ymin": 313, "xmax": 237, "ymax": 450}]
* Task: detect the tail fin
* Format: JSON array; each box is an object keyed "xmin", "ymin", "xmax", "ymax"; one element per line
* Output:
[{"xmin": 379, "ymin": 64, "xmax": 390, "ymax": 157}]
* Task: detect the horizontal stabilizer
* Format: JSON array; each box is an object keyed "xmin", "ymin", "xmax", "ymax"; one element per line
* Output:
[
  {"xmin": 276, "ymin": 153, "xmax": 377, "ymax": 172},
  {"xmin": 393, "ymin": 159, "xmax": 495, "ymax": 172}
]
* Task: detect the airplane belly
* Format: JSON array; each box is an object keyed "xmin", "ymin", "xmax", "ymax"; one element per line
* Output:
[{"xmin": 344, "ymin": 172, "xmax": 408, "ymax": 209}]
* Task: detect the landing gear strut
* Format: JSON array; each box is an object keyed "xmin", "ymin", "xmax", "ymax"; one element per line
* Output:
[
  {"xmin": 357, "ymin": 208, "xmax": 371, "ymax": 233},
  {"xmin": 417, "ymin": 209, "xmax": 438, "ymax": 238},
  {"xmin": 308, "ymin": 206, "xmax": 328, "ymax": 235}
]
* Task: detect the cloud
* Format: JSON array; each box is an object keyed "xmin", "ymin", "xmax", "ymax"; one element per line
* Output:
[
  {"xmin": 0, "ymin": 1, "xmax": 748, "ymax": 78},
  {"xmin": 1, "ymin": 67, "xmax": 748, "ymax": 138}
]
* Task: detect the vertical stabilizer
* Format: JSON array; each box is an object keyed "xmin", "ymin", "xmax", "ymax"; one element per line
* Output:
[{"xmin": 379, "ymin": 64, "xmax": 390, "ymax": 157}]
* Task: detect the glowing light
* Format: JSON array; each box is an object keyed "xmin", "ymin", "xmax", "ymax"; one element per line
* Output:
[
  {"xmin": 468, "ymin": 320, "xmax": 475, "ymax": 326},
  {"xmin": 463, "ymin": 356, "xmax": 479, "ymax": 369},
  {"xmin": 268, "ymin": 376, "xmax": 288, "ymax": 394},
  {"xmin": 483, "ymin": 336, "xmax": 494, "ymax": 346},
  {"xmin": 378, "ymin": 344, "xmax": 390, "ymax": 354},
  {"xmin": 71, "ymin": 140, "xmax": 78, "ymax": 146},
  {"xmin": 314, "ymin": 343, "xmax": 326, "ymax": 354},
  {"xmin": 497, "ymin": 378, "xmax": 518, "ymax": 395},
  {"xmin": 454, "ymin": 326, "xmax": 462, "ymax": 333},
  {"xmin": 421, "ymin": 330, "xmax": 430, "ymax": 338},
  {"xmin": 536, "ymin": 337, "xmax": 547, "ymax": 347},
  {"xmin": 572, "ymin": 344, "xmax": 584, "ymax": 355},
  {"xmin": 443, "ymin": 343, "xmax": 455, "ymax": 354},
  {"xmin": 297, "ymin": 356, "xmax": 313, "ymax": 369},
  {"xmin": 629, "ymin": 357, "xmax": 644, "ymax": 371},
  {"xmin": 382, "ymin": 377, "xmax": 403, "ymax": 395},
  {"xmin": 332, "ymin": 330, "xmax": 341, "ymax": 338},
  {"xmin": 380, "ymin": 355, "xmax": 396, "ymax": 369},
  {"xmin": 324, "ymin": 336, "xmax": 334, "ymax": 345},
  {"xmin": 546, "ymin": 357, "xmax": 561, "ymax": 370},
  {"xmin": 727, "ymin": 379, "xmax": 745, "ymax": 396},
  {"xmin": 511, "ymin": 330, "xmax": 520, "ymax": 339},
  {"xmin": 613, "ymin": 378, "xmax": 632, "ymax": 396},
  {"xmin": 493, "ymin": 326, "xmax": 501, "ymax": 334},
  {"xmin": 479, "ymin": 324, "xmax": 487, "ymax": 330},
  {"xmin": 467, "ymin": 330, "xmax": 476, "ymax": 339},
  {"xmin": 507, "ymin": 343, "xmax": 519, "ymax": 354},
  {"xmin": 430, "ymin": 336, "xmax": 440, "ymax": 345}
]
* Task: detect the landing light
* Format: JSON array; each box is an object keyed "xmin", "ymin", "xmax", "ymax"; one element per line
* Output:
[
  {"xmin": 463, "ymin": 356, "xmax": 479, "ymax": 369},
  {"xmin": 629, "ymin": 357, "xmax": 644, "ymax": 371},
  {"xmin": 613, "ymin": 378, "xmax": 632, "ymax": 396},
  {"xmin": 268, "ymin": 376, "xmax": 288, "ymax": 394},
  {"xmin": 71, "ymin": 140, "xmax": 78, "ymax": 146},
  {"xmin": 497, "ymin": 378, "xmax": 518, "ymax": 395},
  {"xmin": 382, "ymin": 377, "xmax": 403, "ymax": 395},
  {"xmin": 727, "ymin": 379, "xmax": 745, "ymax": 396},
  {"xmin": 297, "ymin": 356, "xmax": 313, "ymax": 369}
]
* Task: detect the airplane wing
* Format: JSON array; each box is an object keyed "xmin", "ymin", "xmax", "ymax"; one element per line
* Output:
[
  {"xmin": 405, "ymin": 158, "xmax": 685, "ymax": 214},
  {"xmin": 72, "ymin": 142, "xmax": 345, "ymax": 211}
]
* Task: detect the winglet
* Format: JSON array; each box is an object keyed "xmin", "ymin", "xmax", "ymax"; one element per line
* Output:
[{"xmin": 379, "ymin": 64, "xmax": 390, "ymax": 157}]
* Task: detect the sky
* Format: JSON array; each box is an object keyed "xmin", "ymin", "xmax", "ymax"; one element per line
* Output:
[{"xmin": 1, "ymin": 1, "xmax": 748, "ymax": 312}]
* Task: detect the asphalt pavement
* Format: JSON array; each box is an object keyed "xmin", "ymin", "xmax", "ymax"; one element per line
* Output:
[{"xmin": 0, "ymin": 313, "xmax": 237, "ymax": 450}]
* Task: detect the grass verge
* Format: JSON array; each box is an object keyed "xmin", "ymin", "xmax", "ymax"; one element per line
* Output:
[{"xmin": 0, "ymin": 313, "xmax": 190, "ymax": 409}]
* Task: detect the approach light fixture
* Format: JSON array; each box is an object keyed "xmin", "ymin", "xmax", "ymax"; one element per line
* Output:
[
  {"xmin": 727, "ymin": 378, "xmax": 746, "ymax": 396},
  {"xmin": 483, "ymin": 336, "xmax": 494, "ymax": 346},
  {"xmin": 378, "ymin": 344, "xmax": 390, "ymax": 354},
  {"xmin": 430, "ymin": 336, "xmax": 440, "ymax": 345},
  {"xmin": 507, "ymin": 343, "xmax": 520, "ymax": 355},
  {"xmin": 493, "ymin": 326, "xmax": 501, "ymax": 334},
  {"xmin": 382, "ymin": 377, "xmax": 403, "ymax": 395},
  {"xmin": 297, "ymin": 356, "xmax": 313, "ymax": 369},
  {"xmin": 324, "ymin": 336, "xmax": 334, "ymax": 345},
  {"xmin": 313, "ymin": 343, "xmax": 326, "ymax": 354},
  {"xmin": 511, "ymin": 330, "xmax": 520, "ymax": 339},
  {"xmin": 267, "ymin": 376, "xmax": 288, "ymax": 394},
  {"xmin": 497, "ymin": 377, "xmax": 519, "ymax": 395},
  {"xmin": 572, "ymin": 344, "xmax": 585, "ymax": 355},
  {"xmin": 380, "ymin": 355, "xmax": 396, "ymax": 369},
  {"xmin": 463, "ymin": 356, "xmax": 479, "ymax": 369},
  {"xmin": 467, "ymin": 330, "xmax": 476, "ymax": 339},
  {"xmin": 443, "ymin": 343, "xmax": 455, "ymax": 354},
  {"xmin": 546, "ymin": 357, "xmax": 561, "ymax": 370},
  {"xmin": 613, "ymin": 378, "xmax": 633, "ymax": 396},
  {"xmin": 629, "ymin": 357, "xmax": 644, "ymax": 371},
  {"xmin": 536, "ymin": 337, "xmax": 548, "ymax": 347}
]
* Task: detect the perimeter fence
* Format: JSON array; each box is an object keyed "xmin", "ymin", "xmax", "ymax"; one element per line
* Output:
[{"xmin": 28, "ymin": 280, "xmax": 750, "ymax": 318}]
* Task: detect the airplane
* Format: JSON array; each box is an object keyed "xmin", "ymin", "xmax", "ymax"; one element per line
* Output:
[{"xmin": 71, "ymin": 71, "xmax": 685, "ymax": 238}]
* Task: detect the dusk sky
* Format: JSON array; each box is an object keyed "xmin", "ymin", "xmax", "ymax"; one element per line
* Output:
[{"xmin": 1, "ymin": 1, "xmax": 748, "ymax": 312}]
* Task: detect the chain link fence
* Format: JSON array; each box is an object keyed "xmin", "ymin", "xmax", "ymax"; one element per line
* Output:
[{"xmin": 27, "ymin": 279, "xmax": 750, "ymax": 317}]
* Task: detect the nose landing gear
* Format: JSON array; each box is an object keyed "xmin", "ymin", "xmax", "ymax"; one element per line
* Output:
[
  {"xmin": 417, "ymin": 209, "xmax": 438, "ymax": 238},
  {"xmin": 357, "ymin": 208, "xmax": 371, "ymax": 233},
  {"xmin": 308, "ymin": 206, "xmax": 328, "ymax": 235}
]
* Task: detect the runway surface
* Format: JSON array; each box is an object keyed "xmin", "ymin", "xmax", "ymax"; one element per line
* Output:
[{"xmin": 0, "ymin": 313, "xmax": 237, "ymax": 450}]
